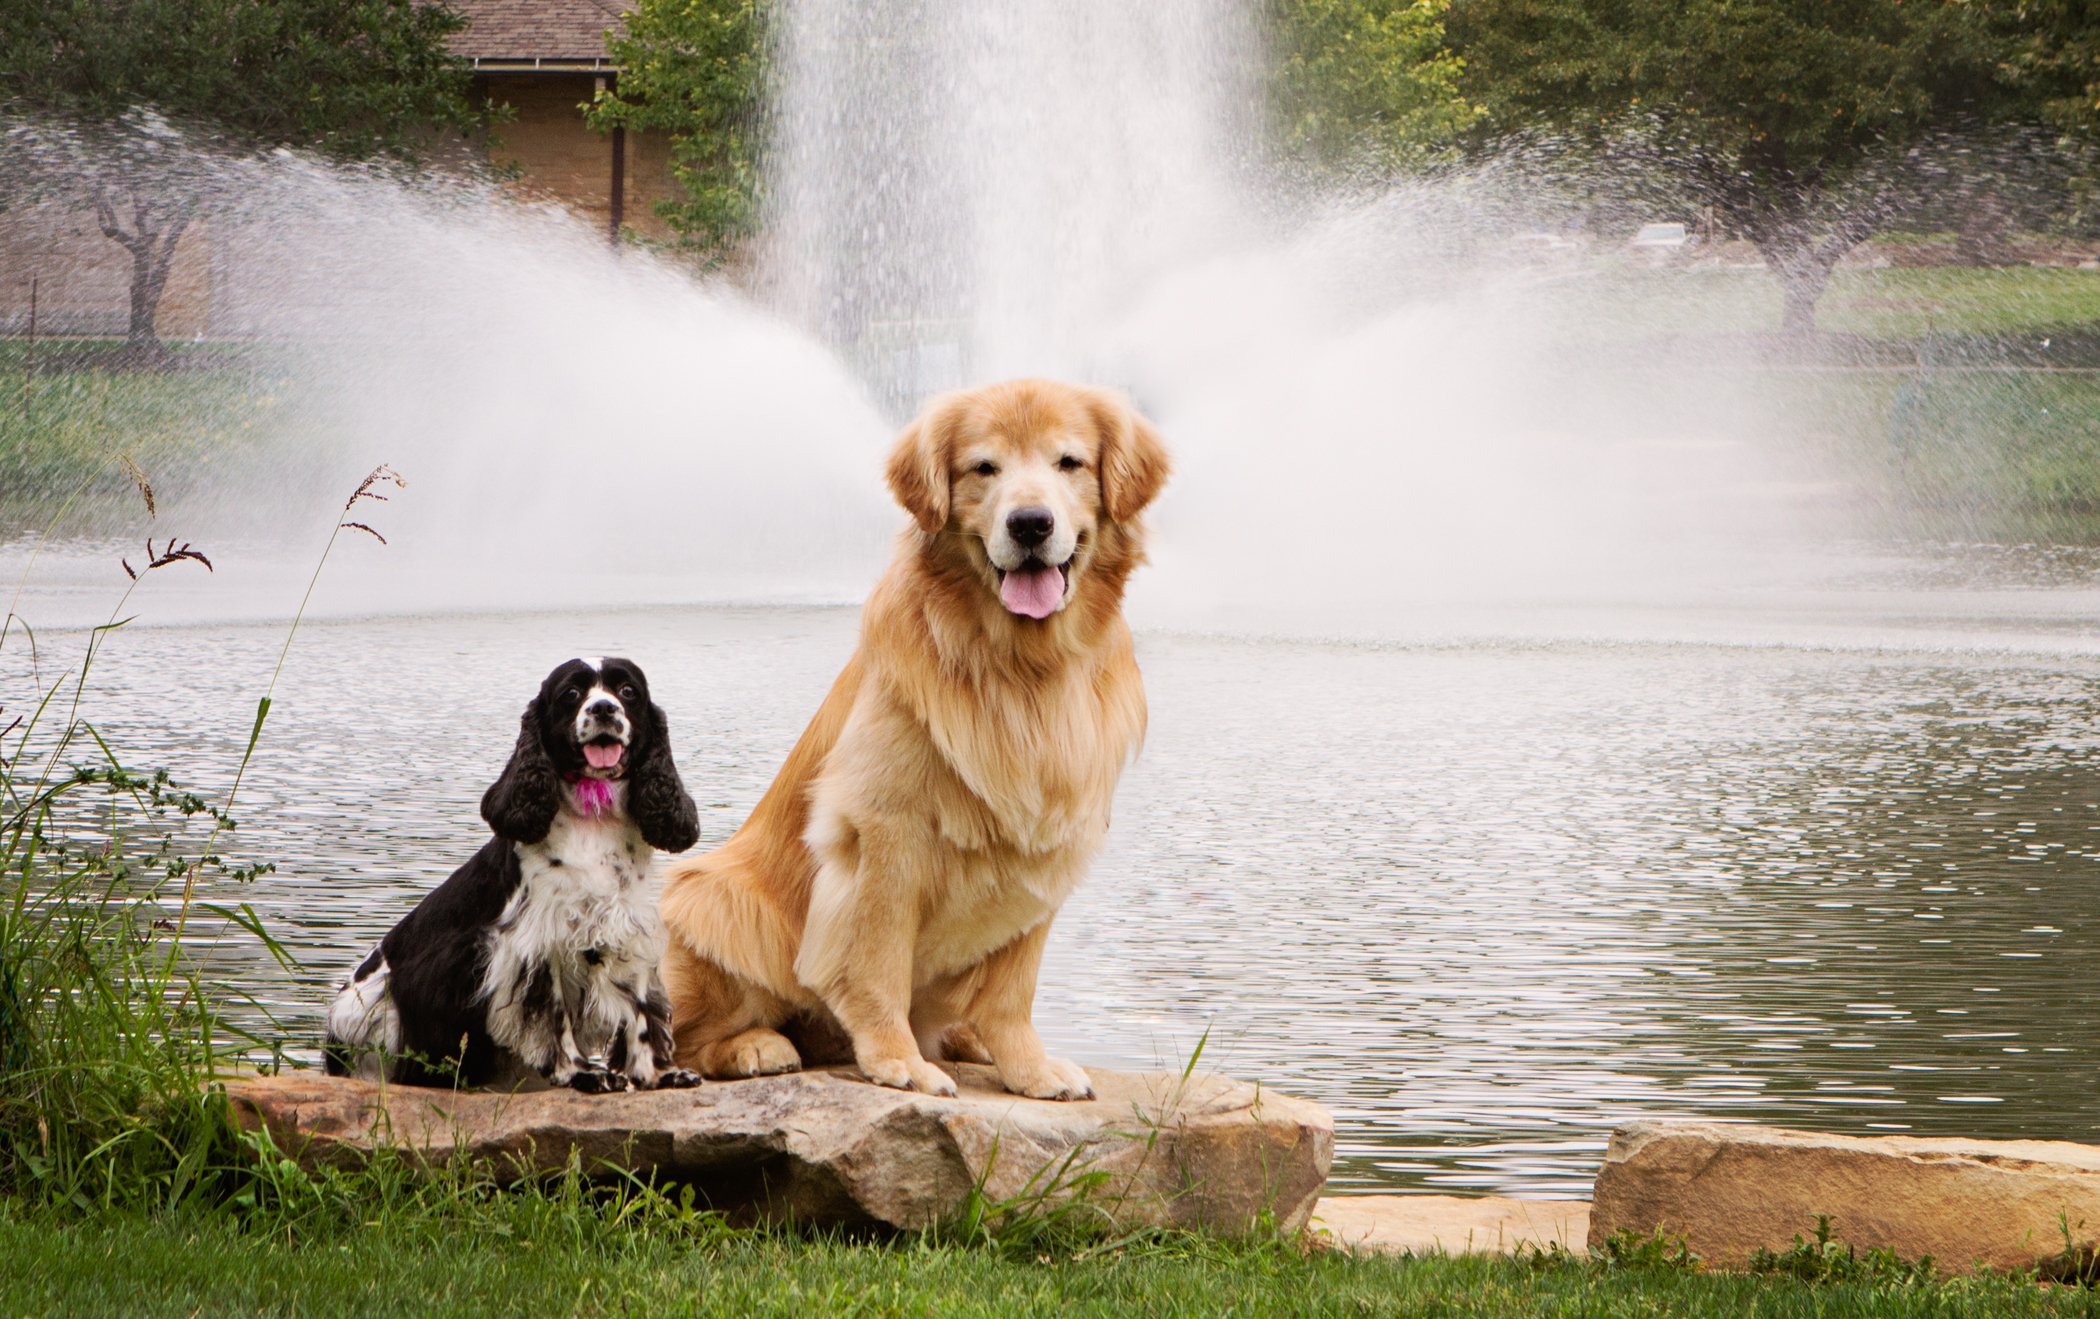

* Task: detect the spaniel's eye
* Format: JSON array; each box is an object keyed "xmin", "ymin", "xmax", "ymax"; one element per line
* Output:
[
  {"xmin": 563, "ymin": 688, "xmax": 583, "ymax": 704},
  {"xmin": 619, "ymin": 685, "xmax": 637, "ymax": 701},
  {"xmin": 973, "ymin": 461, "xmax": 998, "ymax": 477},
  {"xmin": 1058, "ymin": 455, "xmax": 1084, "ymax": 471}
]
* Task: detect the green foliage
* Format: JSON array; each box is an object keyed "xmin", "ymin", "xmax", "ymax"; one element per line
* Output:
[
  {"xmin": 1991, "ymin": 0, "xmax": 2100, "ymax": 134},
  {"xmin": 0, "ymin": 347, "xmax": 299, "ymax": 528},
  {"xmin": 1268, "ymin": 0, "xmax": 1480, "ymax": 175},
  {"xmin": 0, "ymin": 746, "xmax": 261, "ymax": 1212},
  {"xmin": 1448, "ymin": 0, "xmax": 2009, "ymax": 166},
  {"xmin": 1594, "ymin": 1226, "xmax": 1702, "ymax": 1273},
  {"xmin": 1747, "ymin": 1214, "xmax": 1938, "ymax": 1286},
  {"xmin": 587, "ymin": 0, "xmax": 767, "ymax": 260},
  {"xmin": 1445, "ymin": 0, "xmax": 2082, "ymax": 331},
  {"xmin": 224, "ymin": 1130, "xmax": 745, "ymax": 1251},
  {"xmin": 12, "ymin": 1207, "xmax": 2100, "ymax": 1319},
  {"xmin": 0, "ymin": 0, "xmax": 485, "ymax": 163}
]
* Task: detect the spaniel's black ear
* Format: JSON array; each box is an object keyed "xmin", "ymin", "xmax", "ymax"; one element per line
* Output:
[
  {"xmin": 630, "ymin": 703, "xmax": 699, "ymax": 853},
  {"xmin": 481, "ymin": 700, "xmax": 562, "ymax": 844}
]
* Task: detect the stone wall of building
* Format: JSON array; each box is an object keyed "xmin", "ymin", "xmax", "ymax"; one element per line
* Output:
[{"xmin": 479, "ymin": 74, "xmax": 681, "ymax": 243}]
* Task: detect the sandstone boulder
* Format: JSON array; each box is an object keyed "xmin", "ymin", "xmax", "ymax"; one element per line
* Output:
[
  {"xmin": 219, "ymin": 1063, "xmax": 1331, "ymax": 1235},
  {"xmin": 1589, "ymin": 1120, "xmax": 2100, "ymax": 1275}
]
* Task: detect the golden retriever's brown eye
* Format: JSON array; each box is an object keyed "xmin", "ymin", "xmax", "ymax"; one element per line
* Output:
[
  {"xmin": 1058, "ymin": 455, "xmax": 1084, "ymax": 471},
  {"xmin": 973, "ymin": 461, "xmax": 998, "ymax": 477}
]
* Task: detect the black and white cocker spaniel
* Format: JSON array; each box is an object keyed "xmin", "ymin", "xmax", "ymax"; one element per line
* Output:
[{"xmin": 324, "ymin": 656, "xmax": 703, "ymax": 1092}]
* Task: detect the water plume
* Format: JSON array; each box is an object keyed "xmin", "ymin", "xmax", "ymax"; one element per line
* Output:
[{"xmin": 7, "ymin": 7, "xmax": 2073, "ymax": 640}]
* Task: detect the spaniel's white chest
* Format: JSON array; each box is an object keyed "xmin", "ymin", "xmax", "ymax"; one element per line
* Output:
[
  {"xmin": 500, "ymin": 809, "xmax": 659, "ymax": 968},
  {"xmin": 520, "ymin": 812, "xmax": 652, "ymax": 894}
]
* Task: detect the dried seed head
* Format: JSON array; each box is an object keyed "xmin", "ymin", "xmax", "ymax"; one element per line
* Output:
[{"xmin": 118, "ymin": 453, "xmax": 156, "ymax": 518}]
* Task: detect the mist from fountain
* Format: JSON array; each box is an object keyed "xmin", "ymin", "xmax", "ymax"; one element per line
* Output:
[
  {"xmin": 761, "ymin": 0, "xmax": 1885, "ymax": 640},
  {"xmin": 3, "ymin": 16, "xmax": 2078, "ymax": 648}
]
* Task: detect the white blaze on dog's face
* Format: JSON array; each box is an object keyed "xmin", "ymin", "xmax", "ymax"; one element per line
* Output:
[
  {"xmin": 548, "ymin": 656, "xmax": 636, "ymax": 779},
  {"xmin": 953, "ymin": 425, "xmax": 1101, "ymax": 619}
]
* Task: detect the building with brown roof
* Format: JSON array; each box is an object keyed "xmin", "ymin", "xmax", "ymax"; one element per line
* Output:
[
  {"xmin": 451, "ymin": 0, "xmax": 682, "ymax": 242},
  {"xmin": 0, "ymin": 1, "xmax": 682, "ymax": 340}
]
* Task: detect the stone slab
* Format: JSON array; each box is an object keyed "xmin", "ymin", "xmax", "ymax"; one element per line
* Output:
[
  {"xmin": 218, "ymin": 1063, "xmax": 1332, "ymax": 1236},
  {"xmin": 1316, "ymin": 1195, "xmax": 1591, "ymax": 1256},
  {"xmin": 1590, "ymin": 1120, "xmax": 2100, "ymax": 1274}
]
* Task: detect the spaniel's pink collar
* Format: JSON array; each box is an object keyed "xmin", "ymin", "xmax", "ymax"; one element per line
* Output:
[{"xmin": 565, "ymin": 774, "xmax": 616, "ymax": 818}]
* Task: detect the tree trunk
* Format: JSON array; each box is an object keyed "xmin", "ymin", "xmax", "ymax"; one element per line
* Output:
[
  {"xmin": 1955, "ymin": 192, "xmax": 2013, "ymax": 267},
  {"xmin": 1779, "ymin": 280, "xmax": 1822, "ymax": 337},
  {"xmin": 92, "ymin": 188, "xmax": 189, "ymax": 369},
  {"xmin": 1752, "ymin": 234, "xmax": 1841, "ymax": 340}
]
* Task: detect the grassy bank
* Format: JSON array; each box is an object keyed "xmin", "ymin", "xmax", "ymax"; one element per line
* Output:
[
  {"xmin": 7, "ymin": 1206, "xmax": 2099, "ymax": 1318},
  {"xmin": 1555, "ymin": 266, "xmax": 2100, "ymax": 344},
  {"xmin": 0, "ymin": 340, "xmax": 302, "ymax": 530}
]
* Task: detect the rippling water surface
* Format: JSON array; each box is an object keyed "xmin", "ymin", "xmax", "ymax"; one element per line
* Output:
[{"xmin": 3, "ymin": 544, "xmax": 2096, "ymax": 1197}]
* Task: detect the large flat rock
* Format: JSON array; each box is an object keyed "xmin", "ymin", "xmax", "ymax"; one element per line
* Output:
[
  {"xmin": 219, "ymin": 1063, "xmax": 1331, "ymax": 1235},
  {"xmin": 1317, "ymin": 1196, "xmax": 1590, "ymax": 1256},
  {"xmin": 1590, "ymin": 1120, "xmax": 2100, "ymax": 1274}
]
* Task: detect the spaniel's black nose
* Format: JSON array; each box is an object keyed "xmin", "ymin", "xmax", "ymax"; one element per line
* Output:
[
  {"xmin": 587, "ymin": 698, "xmax": 620, "ymax": 719},
  {"xmin": 1007, "ymin": 506, "xmax": 1054, "ymax": 549}
]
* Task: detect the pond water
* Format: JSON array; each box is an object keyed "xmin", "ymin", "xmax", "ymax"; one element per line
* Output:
[{"xmin": 4, "ymin": 540, "xmax": 2097, "ymax": 1198}]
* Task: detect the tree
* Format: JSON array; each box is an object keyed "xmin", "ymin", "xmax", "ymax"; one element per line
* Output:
[
  {"xmin": 1994, "ymin": 0, "xmax": 2100, "ymax": 134},
  {"xmin": 1445, "ymin": 0, "xmax": 2083, "ymax": 334},
  {"xmin": 0, "ymin": 0, "xmax": 486, "ymax": 365},
  {"xmin": 585, "ymin": 0, "xmax": 766, "ymax": 262},
  {"xmin": 1269, "ymin": 0, "xmax": 1481, "ymax": 176}
]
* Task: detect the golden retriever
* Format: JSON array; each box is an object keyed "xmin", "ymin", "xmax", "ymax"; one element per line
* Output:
[{"xmin": 658, "ymin": 378, "xmax": 1169, "ymax": 1098}]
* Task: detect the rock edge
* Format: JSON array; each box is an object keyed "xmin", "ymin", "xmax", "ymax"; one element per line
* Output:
[{"xmin": 220, "ymin": 1063, "xmax": 1332, "ymax": 1235}]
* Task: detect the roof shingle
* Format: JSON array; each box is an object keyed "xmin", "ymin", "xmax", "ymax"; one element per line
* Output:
[{"xmin": 447, "ymin": 0, "xmax": 636, "ymax": 62}]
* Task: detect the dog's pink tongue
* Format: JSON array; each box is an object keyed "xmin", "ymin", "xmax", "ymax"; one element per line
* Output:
[
  {"xmin": 999, "ymin": 566, "xmax": 1064, "ymax": 619},
  {"xmin": 584, "ymin": 743, "xmax": 623, "ymax": 770}
]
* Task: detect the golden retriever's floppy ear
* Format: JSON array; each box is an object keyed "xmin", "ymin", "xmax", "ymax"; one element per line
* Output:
[
  {"xmin": 1088, "ymin": 390, "xmax": 1171, "ymax": 523},
  {"xmin": 886, "ymin": 393, "xmax": 963, "ymax": 533}
]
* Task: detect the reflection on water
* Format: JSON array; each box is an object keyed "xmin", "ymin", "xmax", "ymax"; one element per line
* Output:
[{"xmin": 3, "ymin": 552, "xmax": 2096, "ymax": 1198}]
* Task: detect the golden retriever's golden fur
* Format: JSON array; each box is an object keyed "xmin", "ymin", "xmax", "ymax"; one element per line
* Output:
[{"xmin": 658, "ymin": 378, "xmax": 1170, "ymax": 1098}]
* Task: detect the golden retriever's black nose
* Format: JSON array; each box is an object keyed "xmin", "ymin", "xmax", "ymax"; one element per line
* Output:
[{"xmin": 1007, "ymin": 506, "xmax": 1054, "ymax": 549}]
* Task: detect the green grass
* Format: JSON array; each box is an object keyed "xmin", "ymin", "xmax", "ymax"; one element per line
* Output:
[
  {"xmin": 1548, "ymin": 265, "xmax": 2100, "ymax": 343},
  {"xmin": 0, "ymin": 342, "xmax": 302, "ymax": 529},
  {"xmin": 5, "ymin": 1207, "xmax": 2098, "ymax": 1318}
]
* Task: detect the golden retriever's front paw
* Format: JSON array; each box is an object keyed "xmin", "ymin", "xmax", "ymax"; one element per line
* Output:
[
  {"xmin": 862, "ymin": 1056, "xmax": 959, "ymax": 1096},
  {"xmin": 699, "ymin": 1027, "xmax": 802, "ymax": 1078},
  {"xmin": 1003, "ymin": 1056, "xmax": 1095, "ymax": 1101}
]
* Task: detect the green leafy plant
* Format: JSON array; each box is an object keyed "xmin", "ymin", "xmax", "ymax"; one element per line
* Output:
[
  {"xmin": 1267, "ymin": 0, "xmax": 1480, "ymax": 178},
  {"xmin": 587, "ymin": 0, "xmax": 767, "ymax": 263},
  {"xmin": 1746, "ymin": 1215, "xmax": 1937, "ymax": 1286},
  {"xmin": 0, "ymin": 459, "xmax": 399, "ymax": 1214},
  {"xmin": 1594, "ymin": 1225, "xmax": 1701, "ymax": 1273}
]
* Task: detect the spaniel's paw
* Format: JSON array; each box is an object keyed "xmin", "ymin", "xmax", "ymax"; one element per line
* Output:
[
  {"xmin": 652, "ymin": 1068, "xmax": 704, "ymax": 1090},
  {"xmin": 562, "ymin": 1067, "xmax": 632, "ymax": 1094},
  {"xmin": 1003, "ymin": 1056, "xmax": 1094, "ymax": 1102},
  {"xmin": 861, "ymin": 1056, "xmax": 958, "ymax": 1096}
]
